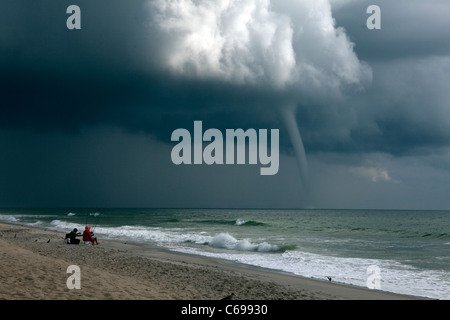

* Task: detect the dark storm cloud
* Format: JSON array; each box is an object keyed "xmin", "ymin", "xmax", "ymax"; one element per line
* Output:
[
  {"xmin": 296, "ymin": 57, "xmax": 450, "ymax": 156},
  {"xmin": 0, "ymin": 0, "xmax": 145, "ymax": 130},
  {"xmin": 1, "ymin": 0, "xmax": 450, "ymax": 210},
  {"xmin": 1, "ymin": 0, "xmax": 449, "ymax": 158},
  {"xmin": 0, "ymin": 0, "xmax": 344, "ymax": 159},
  {"xmin": 332, "ymin": 0, "xmax": 450, "ymax": 61},
  {"xmin": 307, "ymin": 0, "xmax": 450, "ymax": 156},
  {"xmin": 0, "ymin": 0, "xmax": 284, "ymax": 138}
]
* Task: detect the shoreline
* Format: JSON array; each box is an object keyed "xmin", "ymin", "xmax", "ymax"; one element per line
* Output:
[{"xmin": 0, "ymin": 223, "xmax": 426, "ymax": 300}]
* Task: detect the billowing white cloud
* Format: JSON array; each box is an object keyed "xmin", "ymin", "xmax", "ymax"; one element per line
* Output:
[
  {"xmin": 149, "ymin": 0, "xmax": 295, "ymax": 88},
  {"xmin": 148, "ymin": 0, "xmax": 371, "ymax": 95},
  {"xmin": 349, "ymin": 166, "xmax": 392, "ymax": 182}
]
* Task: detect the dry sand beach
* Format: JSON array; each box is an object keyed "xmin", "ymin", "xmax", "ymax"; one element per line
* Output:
[{"xmin": 0, "ymin": 223, "xmax": 422, "ymax": 300}]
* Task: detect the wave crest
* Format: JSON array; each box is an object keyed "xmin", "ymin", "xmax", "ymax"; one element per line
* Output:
[{"xmin": 208, "ymin": 233, "xmax": 281, "ymax": 252}]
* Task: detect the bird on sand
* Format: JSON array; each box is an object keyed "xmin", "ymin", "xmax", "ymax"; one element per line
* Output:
[{"xmin": 221, "ymin": 293, "xmax": 235, "ymax": 300}]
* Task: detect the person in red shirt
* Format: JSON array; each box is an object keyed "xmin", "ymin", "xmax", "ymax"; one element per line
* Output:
[{"xmin": 83, "ymin": 226, "xmax": 96, "ymax": 245}]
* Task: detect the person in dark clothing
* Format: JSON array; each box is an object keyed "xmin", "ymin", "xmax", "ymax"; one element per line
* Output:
[{"xmin": 67, "ymin": 228, "xmax": 81, "ymax": 244}]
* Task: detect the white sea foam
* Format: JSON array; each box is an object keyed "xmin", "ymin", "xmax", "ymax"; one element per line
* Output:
[
  {"xmin": 76, "ymin": 225, "xmax": 281, "ymax": 253},
  {"xmin": 0, "ymin": 215, "xmax": 19, "ymax": 223},
  {"xmin": 49, "ymin": 220, "xmax": 83, "ymax": 231},
  {"xmin": 209, "ymin": 233, "xmax": 279, "ymax": 252},
  {"xmin": 0, "ymin": 214, "xmax": 54, "ymax": 224},
  {"xmin": 170, "ymin": 246, "xmax": 450, "ymax": 300}
]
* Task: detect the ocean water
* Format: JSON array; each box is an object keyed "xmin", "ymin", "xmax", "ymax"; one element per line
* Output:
[{"xmin": 0, "ymin": 208, "xmax": 449, "ymax": 300}]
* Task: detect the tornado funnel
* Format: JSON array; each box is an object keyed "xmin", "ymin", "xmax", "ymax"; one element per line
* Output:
[{"xmin": 281, "ymin": 103, "xmax": 309, "ymax": 193}]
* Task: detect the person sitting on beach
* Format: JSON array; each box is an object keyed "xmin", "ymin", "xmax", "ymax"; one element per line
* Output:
[
  {"xmin": 67, "ymin": 228, "xmax": 81, "ymax": 244},
  {"xmin": 90, "ymin": 229, "xmax": 99, "ymax": 245},
  {"xmin": 83, "ymin": 226, "xmax": 96, "ymax": 245}
]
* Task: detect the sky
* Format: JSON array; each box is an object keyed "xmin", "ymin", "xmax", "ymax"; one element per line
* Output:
[{"xmin": 1, "ymin": 0, "xmax": 449, "ymax": 209}]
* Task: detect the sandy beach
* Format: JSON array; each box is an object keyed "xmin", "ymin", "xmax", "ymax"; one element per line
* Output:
[{"xmin": 0, "ymin": 223, "xmax": 423, "ymax": 301}]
